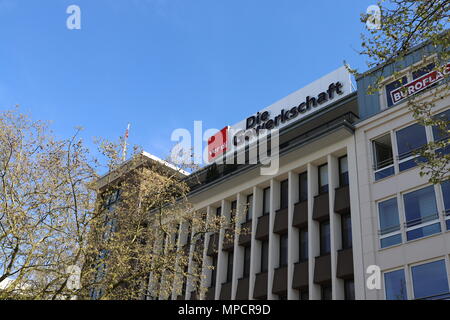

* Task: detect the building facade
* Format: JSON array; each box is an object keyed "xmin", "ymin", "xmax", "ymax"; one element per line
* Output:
[{"xmin": 160, "ymin": 42, "xmax": 450, "ymax": 301}]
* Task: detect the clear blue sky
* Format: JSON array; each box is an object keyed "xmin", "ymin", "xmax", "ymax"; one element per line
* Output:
[{"xmin": 0, "ymin": 0, "xmax": 376, "ymax": 164}]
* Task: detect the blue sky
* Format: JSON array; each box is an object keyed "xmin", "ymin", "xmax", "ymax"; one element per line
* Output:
[{"xmin": 0, "ymin": 0, "xmax": 376, "ymax": 165}]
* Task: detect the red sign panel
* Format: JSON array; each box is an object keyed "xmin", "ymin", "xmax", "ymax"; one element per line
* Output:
[
  {"xmin": 207, "ymin": 126, "xmax": 229, "ymax": 163},
  {"xmin": 390, "ymin": 63, "xmax": 450, "ymax": 104}
]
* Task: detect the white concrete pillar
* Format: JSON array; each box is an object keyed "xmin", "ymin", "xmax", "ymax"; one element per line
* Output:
[
  {"xmin": 268, "ymin": 179, "xmax": 279, "ymax": 299},
  {"xmin": 216, "ymin": 199, "xmax": 229, "ymax": 300},
  {"xmin": 288, "ymin": 171, "xmax": 299, "ymax": 299},
  {"xmin": 347, "ymin": 138, "xmax": 365, "ymax": 300},
  {"xmin": 328, "ymin": 154, "xmax": 344, "ymax": 300},
  {"xmin": 308, "ymin": 162, "xmax": 320, "ymax": 300},
  {"xmin": 250, "ymin": 186, "xmax": 262, "ymax": 299}
]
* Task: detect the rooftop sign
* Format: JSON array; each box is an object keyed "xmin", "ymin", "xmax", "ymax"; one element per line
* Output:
[{"xmin": 207, "ymin": 66, "xmax": 353, "ymax": 163}]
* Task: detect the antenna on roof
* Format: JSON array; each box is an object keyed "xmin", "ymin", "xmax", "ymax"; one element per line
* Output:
[{"xmin": 122, "ymin": 123, "xmax": 130, "ymax": 162}]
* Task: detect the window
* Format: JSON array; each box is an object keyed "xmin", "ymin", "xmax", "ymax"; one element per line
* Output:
[
  {"xmin": 441, "ymin": 181, "xmax": 450, "ymax": 230},
  {"xmin": 279, "ymin": 234, "xmax": 288, "ymax": 267},
  {"xmin": 299, "ymin": 172, "xmax": 308, "ymax": 202},
  {"xmin": 230, "ymin": 200, "xmax": 237, "ymax": 228},
  {"xmin": 339, "ymin": 156, "xmax": 349, "ymax": 187},
  {"xmin": 299, "ymin": 228, "xmax": 308, "ymax": 262},
  {"xmin": 226, "ymin": 251, "xmax": 234, "ymax": 283},
  {"xmin": 280, "ymin": 179, "xmax": 289, "ymax": 210},
  {"xmin": 384, "ymin": 269, "xmax": 407, "ymax": 300},
  {"xmin": 211, "ymin": 256, "xmax": 218, "ymax": 286},
  {"xmin": 263, "ymin": 187, "xmax": 270, "ymax": 216},
  {"xmin": 320, "ymin": 220, "xmax": 331, "ymax": 255},
  {"xmin": 341, "ymin": 213, "xmax": 352, "ymax": 249},
  {"xmin": 378, "ymin": 198, "xmax": 402, "ymax": 248},
  {"xmin": 403, "ymin": 185, "xmax": 440, "ymax": 241},
  {"xmin": 385, "ymin": 76, "xmax": 408, "ymax": 108},
  {"xmin": 321, "ymin": 284, "xmax": 332, "ymax": 300},
  {"xmin": 432, "ymin": 109, "xmax": 450, "ymax": 156},
  {"xmin": 261, "ymin": 240, "xmax": 269, "ymax": 273},
  {"xmin": 396, "ymin": 123, "xmax": 427, "ymax": 172},
  {"xmin": 216, "ymin": 206, "xmax": 222, "ymax": 217},
  {"xmin": 300, "ymin": 289, "xmax": 309, "ymax": 300},
  {"xmin": 246, "ymin": 194, "xmax": 253, "ymax": 222},
  {"xmin": 231, "ymin": 200, "xmax": 237, "ymax": 217},
  {"xmin": 372, "ymin": 134, "xmax": 394, "ymax": 181},
  {"xmin": 318, "ymin": 164, "xmax": 329, "ymax": 194},
  {"xmin": 412, "ymin": 63, "xmax": 435, "ymax": 79},
  {"xmin": 411, "ymin": 260, "xmax": 449, "ymax": 299},
  {"xmin": 243, "ymin": 246, "xmax": 251, "ymax": 278},
  {"xmin": 344, "ymin": 279, "xmax": 355, "ymax": 300}
]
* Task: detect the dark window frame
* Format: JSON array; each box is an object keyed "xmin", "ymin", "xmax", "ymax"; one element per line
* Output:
[
  {"xmin": 320, "ymin": 220, "xmax": 331, "ymax": 255},
  {"xmin": 299, "ymin": 172, "xmax": 308, "ymax": 202},
  {"xmin": 341, "ymin": 213, "xmax": 353, "ymax": 249},
  {"xmin": 279, "ymin": 233, "xmax": 288, "ymax": 267},
  {"xmin": 262, "ymin": 187, "xmax": 270, "ymax": 216},
  {"xmin": 338, "ymin": 155, "xmax": 349, "ymax": 187},
  {"xmin": 280, "ymin": 179, "xmax": 289, "ymax": 210},
  {"xmin": 318, "ymin": 163, "xmax": 329, "ymax": 194}
]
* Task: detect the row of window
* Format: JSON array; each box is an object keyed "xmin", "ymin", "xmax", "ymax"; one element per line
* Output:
[
  {"xmin": 257, "ymin": 156, "xmax": 349, "ymax": 217},
  {"xmin": 372, "ymin": 108, "xmax": 449, "ymax": 181},
  {"xmin": 378, "ymin": 182, "xmax": 450, "ymax": 248},
  {"xmin": 384, "ymin": 258, "xmax": 450, "ymax": 300}
]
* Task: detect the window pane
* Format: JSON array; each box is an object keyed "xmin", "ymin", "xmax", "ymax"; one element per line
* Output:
[
  {"xmin": 344, "ymin": 279, "xmax": 355, "ymax": 300},
  {"xmin": 319, "ymin": 164, "xmax": 328, "ymax": 193},
  {"xmin": 432, "ymin": 109, "xmax": 450, "ymax": 142},
  {"xmin": 396, "ymin": 123, "xmax": 427, "ymax": 162},
  {"xmin": 406, "ymin": 222, "xmax": 441, "ymax": 241},
  {"xmin": 378, "ymin": 198, "xmax": 400, "ymax": 234},
  {"xmin": 261, "ymin": 240, "xmax": 269, "ymax": 273},
  {"xmin": 321, "ymin": 285, "xmax": 332, "ymax": 300},
  {"xmin": 279, "ymin": 234, "xmax": 288, "ymax": 267},
  {"xmin": 339, "ymin": 156, "xmax": 349, "ymax": 186},
  {"xmin": 280, "ymin": 180, "xmax": 289, "ymax": 209},
  {"xmin": 342, "ymin": 213, "xmax": 352, "ymax": 249},
  {"xmin": 411, "ymin": 260, "xmax": 449, "ymax": 299},
  {"xmin": 243, "ymin": 246, "xmax": 251, "ymax": 277},
  {"xmin": 216, "ymin": 207, "xmax": 222, "ymax": 217},
  {"xmin": 231, "ymin": 200, "xmax": 237, "ymax": 221},
  {"xmin": 381, "ymin": 234, "xmax": 402, "ymax": 248},
  {"xmin": 412, "ymin": 63, "xmax": 435, "ymax": 79},
  {"xmin": 372, "ymin": 134, "xmax": 394, "ymax": 181},
  {"xmin": 384, "ymin": 269, "xmax": 407, "ymax": 300},
  {"xmin": 299, "ymin": 172, "xmax": 308, "ymax": 202},
  {"xmin": 211, "ymin": 256, "xmax": 217, "ymax": 286},
  {"xmin": 320, "ymin": 220, "xmax": 331, "ymax": 255},
  {"xmin": 403, "ymin": 186, "xmax": 438, "ymax": 227},
  {"xmin": 263, "ymin": 188, "xmax": 270, "ymax": 215},
  {"xmin": 299, "ymin": 228, "xmax": 308, "ymax": 262},
  {"xmin": 300, "ymin": 289, "xmax": 309, "ymax": 300},
  {"xmin": 246, "ymin": 194, "xmax": 253, "ymax": 221},
  {"xmin": 227, "ymin": 251, "xmax": 234, "ymax": 282}
]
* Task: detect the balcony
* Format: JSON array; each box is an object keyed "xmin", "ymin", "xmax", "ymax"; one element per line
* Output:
[
  {"xmin": 222, "ymin": 229, "xmax": 235, "ymax": 252},
  {"xmin": 206, "ymin": 233, "xmax": 219, "ymax": 256},
  {"xmin": 314, "ymin": 254, "xmax": 331, "ymax": 284},
  {"xmin": 272, "ymin": 266, "xmax": 288, "ymax": 295},
  {"xmin": 235, "ymin": 277, "xmax": 250, "ymax": 300},
  {"xmin": 255, "ymin": 215, "xmax": 270, "ymax": 241},
  {"xmin": 312, "ymin": 193, "xmax": 329, "ymax": 222},
  {"xmin": 334, "ymin": 185, "xmax": 350, "ymax": 214},
  {"xmin": 292, "ymin": 261, "xmax": 309, "ymax": 290},
  {"xmin": 293, "ymin": 201, "xmax": 308, "ymax": 228},
  {"xmin": 273, "ymin": 207, "xmax": 288, "ymax": 234},
  {"xmin": 219, "ymin": 281, "xmax": 232, "ymax": 300},
  {"xmin": 336, "ymin": 248, "xmax": 354, "ymax": 279},
  {"xmin": 253, "ymin": 272, "xmax": 268, "ymax": 299},
  {"xmin": 238, "ymin": 221, "xmax": 252, "ymax": 246}
]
